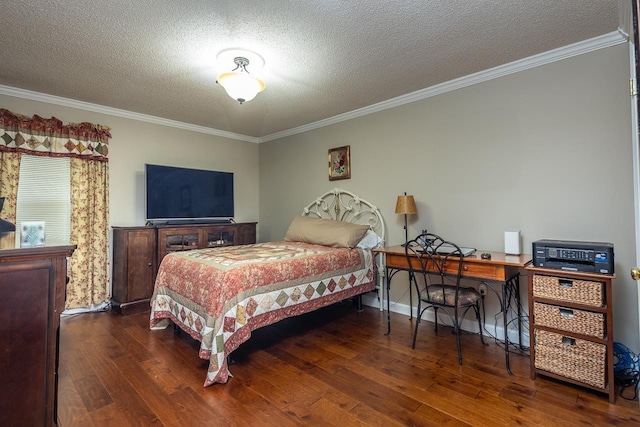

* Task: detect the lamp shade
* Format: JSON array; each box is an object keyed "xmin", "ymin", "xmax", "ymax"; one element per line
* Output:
[
  {"xmin": 217, "ymin": 71, "xmax": 266, "ymax": 104},
  {"xmin": 395, "ymin": 194, "xmax": 417, "ymax": 215}
]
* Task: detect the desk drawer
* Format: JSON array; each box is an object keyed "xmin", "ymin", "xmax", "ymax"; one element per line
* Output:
[
  {"xmin": 533, "ymin": 302, "xmax": 604, "ymax": 338},
  {"xmin": 385, "ymin": 253, "xmax": 412, "ymax": 269},
  {"xmin": 456, "ymin": 262, "xmax": 505, "ymax": 281},
  {"xmin": 532, "ymin": 274, "xmax": 603, "ymax": 307},
  {"xmin": 385, "ymin": 253, "xmax": 506, "ymax": 281}
]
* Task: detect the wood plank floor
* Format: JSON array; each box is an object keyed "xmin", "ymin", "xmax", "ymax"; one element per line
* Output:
[{"xmin": 58, "ymin": 303, "xmax": 640, "ymax": 426}]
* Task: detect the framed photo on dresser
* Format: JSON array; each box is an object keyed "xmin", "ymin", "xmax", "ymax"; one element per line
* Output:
[{"xmin": 20, "ymin": 221, "xmax": 45, "ymax": 247}]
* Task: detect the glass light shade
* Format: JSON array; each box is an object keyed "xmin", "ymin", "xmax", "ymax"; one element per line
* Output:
[{"xmin": 217, "ymin": 71, "xmax": 266, "ymax": 103}]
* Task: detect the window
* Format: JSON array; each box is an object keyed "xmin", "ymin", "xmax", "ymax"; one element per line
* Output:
[{"xmin": 16, "ymin": 154, "xmax": 70, "ymax": 244}]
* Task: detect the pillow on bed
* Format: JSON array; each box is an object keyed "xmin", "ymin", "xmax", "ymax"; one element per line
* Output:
[
  {"xmin": 356, "ymin": 229, "xmax": 383, "ymax": 250},
  {"xmin": 284, "ymin": 215, "xmax": 370, "ymax": 248}
]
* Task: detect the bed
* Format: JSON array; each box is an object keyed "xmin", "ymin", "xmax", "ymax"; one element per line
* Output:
[{"xmin": 149, "ymin": 188, "xmax": 385, "ymax": 386}]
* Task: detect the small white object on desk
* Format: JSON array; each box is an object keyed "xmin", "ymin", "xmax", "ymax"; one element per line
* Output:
[{"xmin": 504, "ymin": 230, "xmax": 521, "ymax": 255}]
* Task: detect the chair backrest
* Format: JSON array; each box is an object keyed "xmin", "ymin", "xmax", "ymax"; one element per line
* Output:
[{"xmin": 404, "ymin": 232, "xmax": 465, "ymax": 303}]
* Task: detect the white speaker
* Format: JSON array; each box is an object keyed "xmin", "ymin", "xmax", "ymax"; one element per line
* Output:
[{"xmin": 504, "ymin": 230, "xmax": 521, "ymax": 255}]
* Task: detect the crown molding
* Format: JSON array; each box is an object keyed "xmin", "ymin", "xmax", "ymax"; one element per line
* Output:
[
  {"xmin": 0, "ymin": 30, "xmax": 625, "ymax": 145},
  {"xmin": 260, "ymin": 31, "xmax": 626, "ymax": 142},
  {"xmin": 618, "ymin": 0, "xmax": 632, "ymax": 40},
  {"xmin": 0, "ymin": 85, "xmax": 261, "ymax": 143}
]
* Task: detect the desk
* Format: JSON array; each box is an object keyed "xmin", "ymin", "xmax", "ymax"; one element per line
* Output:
[{"xmin": 374, "ymin": 246, "xmax": 532, "ymax": 374}]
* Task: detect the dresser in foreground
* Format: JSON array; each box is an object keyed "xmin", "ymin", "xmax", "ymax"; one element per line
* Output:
[{"xmin": 0, "ymin": 237, "xmax": 76, "ymax": 426}]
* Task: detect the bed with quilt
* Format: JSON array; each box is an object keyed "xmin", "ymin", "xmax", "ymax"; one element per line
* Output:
[{"xmin": 149, "ymin": 188, "xmax": 385, "ymax": 386}]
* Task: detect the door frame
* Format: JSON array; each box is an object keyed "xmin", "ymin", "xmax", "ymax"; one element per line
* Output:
[{"xmin": 629, "ymin": 0, "xmax": 640, "ymax": 350}]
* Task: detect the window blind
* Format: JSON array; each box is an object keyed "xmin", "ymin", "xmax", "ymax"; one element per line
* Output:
[{"xmin": 16, "ymin": 155, "xmax": 71, "ymax": 244}]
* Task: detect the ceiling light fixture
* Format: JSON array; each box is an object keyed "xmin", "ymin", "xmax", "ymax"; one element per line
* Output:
[{"xmin": 216, "ymin": 56, "xmax": 266, "ymax": 104}]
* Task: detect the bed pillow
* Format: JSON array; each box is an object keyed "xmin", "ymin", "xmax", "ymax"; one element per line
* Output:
[
  {"xmin": 284, "ymin": 215, "xmax": 370, "ymax": 248},
  {"xmin": 356, "ymin": 229, "xmax": 383, "ymax": 250}
]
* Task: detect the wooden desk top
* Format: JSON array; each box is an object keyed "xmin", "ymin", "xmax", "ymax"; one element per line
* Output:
[
  {"xmin": 374, "ymin": 245, "xmax": 532, "ymax": 282},
  {"xmin": 374, "ymin": 245, "xmax": 531, "ymax": 266}
]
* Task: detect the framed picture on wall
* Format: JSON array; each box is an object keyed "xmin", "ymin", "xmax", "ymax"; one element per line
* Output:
[
  {"xmin": 20, "ymin": 221, "xmax": 45, "ymax": 247},
  {"xmin": 328, "ymin": 145, "xmax": 351, "ymax": 181}
]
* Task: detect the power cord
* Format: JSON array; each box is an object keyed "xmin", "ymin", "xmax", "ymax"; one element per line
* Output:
[{"xmin": 614, "ymin": 342, "xmax": 640, "ymax": 400}]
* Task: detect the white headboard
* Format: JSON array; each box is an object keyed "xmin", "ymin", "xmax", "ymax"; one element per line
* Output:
[{"xmin": 301, "ymin": 188, "xmax": 385, "ymax": 244}]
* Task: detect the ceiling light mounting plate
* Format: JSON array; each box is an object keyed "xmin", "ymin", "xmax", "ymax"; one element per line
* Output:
[
  {"xmin": 216, "ymin": 48, "xmax": 265, "ymax": 72},
  {"xmin": 233, "ymin": 57, "xmax": 250, "ymax": 69}
]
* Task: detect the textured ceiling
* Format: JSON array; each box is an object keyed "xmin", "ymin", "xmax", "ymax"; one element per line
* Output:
[{"xmin": 0, "ymin": 1, "xmax": 620, "ymax": 140}]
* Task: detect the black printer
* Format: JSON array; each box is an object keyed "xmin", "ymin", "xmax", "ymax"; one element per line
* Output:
[{"xmin": 532, "ymin": 239, "xmax": 614, "ymax": 275}]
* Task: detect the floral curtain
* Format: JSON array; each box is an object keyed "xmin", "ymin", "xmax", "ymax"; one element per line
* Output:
[
  {"xmin": 67, "ymin": 157, "xmax": 110, "ymax": 307},
  {"xmin": 0, "ymin": 108, "xmax": 111, "ymax": 309},
  {"xmin": 0, "ymin": 151, "xmax": 20, "ymax": 223}
]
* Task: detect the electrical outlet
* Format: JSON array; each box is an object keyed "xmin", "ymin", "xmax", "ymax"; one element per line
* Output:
[{"xmin": 478, "ymin": 283, "xmax": 487, "ymax": 296}]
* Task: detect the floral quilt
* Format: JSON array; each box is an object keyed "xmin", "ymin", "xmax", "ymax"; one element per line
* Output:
[{"xmin": 149, "ymin": 241, "xmax": 376, "ymax": 386}]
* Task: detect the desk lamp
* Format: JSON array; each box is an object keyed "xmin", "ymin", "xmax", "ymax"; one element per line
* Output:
[{"xmin": 395, "ymin": 193, "xmax": 417, "ymax": 246}]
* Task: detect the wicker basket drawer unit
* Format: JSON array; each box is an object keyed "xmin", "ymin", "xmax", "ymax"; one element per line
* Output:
[
  {"xmin": 532, "ymin": 274, "xmax": 603, "ymax": 306},
  {"xmin": 533, "ymin": 302, "xmax": 605, "ymax": 338},
  {"xmin": 534, "ymin": 329, "xmax": 606, "ymax": 389},
  {"xmin": 527, "ymin": 266, "xmax": 615, "ymax": 402}
]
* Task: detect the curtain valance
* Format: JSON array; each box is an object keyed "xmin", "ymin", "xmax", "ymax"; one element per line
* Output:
[{"xmin": 0, "ymin": 108, "xmax": 110, "ymax": 161}]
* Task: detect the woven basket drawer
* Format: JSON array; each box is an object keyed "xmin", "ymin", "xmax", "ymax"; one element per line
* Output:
[
  {"xmin": 533, "ymin": 302, "xmax": 604, "ymax": 338},
  {"xmin": 534, "ymin": 329, "xmax": 606, "ymax": 389},
  {"xmin": 532, "ymin": 274, "xmax": 603, "ymax": 306}
]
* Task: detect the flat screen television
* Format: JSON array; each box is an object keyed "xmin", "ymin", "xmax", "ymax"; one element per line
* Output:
[{"xmin": 145, "ymin": 164, "xmax": 234, "ymax": 224}]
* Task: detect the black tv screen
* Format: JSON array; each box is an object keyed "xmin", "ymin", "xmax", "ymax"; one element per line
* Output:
[{"xmin": 145, "ymin": 164, "xmax": 234, "ymax": 222}]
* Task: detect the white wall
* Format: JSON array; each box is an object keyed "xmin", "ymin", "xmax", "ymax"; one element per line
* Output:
[{"xmin": 259, "ymin": 44, "xmax": 639, "ymax": 351}]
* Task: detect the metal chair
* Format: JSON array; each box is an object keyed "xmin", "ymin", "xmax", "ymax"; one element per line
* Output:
[{"xmin": 405, "ymin": 232, "xmax": 486, "ymax": 364}]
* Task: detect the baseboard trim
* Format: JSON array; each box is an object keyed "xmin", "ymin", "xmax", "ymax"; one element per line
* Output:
[{"xmin": 361, "ymin": 292, "xmax": 528, "ymax": 346}]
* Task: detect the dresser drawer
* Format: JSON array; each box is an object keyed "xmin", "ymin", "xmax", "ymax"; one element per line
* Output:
[
  {"xmin": 533, "ymin": 302, "xmax": 604, "ymax": 338},
  {"xmin": 534, "ymin": 329, "xmax": 606, "ymax": 389},
  {"xmin": 532, "ymin": 274, "xmax": 603, "ymax": 306}
]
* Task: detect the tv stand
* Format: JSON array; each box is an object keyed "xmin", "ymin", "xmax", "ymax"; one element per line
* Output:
[{"xmin": 111, "ymin": 222, "xmax": 256, "ymax": 315}]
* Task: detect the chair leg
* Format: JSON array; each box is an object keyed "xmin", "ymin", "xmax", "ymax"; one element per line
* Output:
[
  {"xmin": 475, "ymin": 304, "xmax": 487, "ymax": 346},
  {"xmin": 433, "ymin": 307, "xmax": 439, "ymax": 333},
  {"xmin": 454, "ymin": 311, "xmax": 463, "ymax": 365},
  {"xmin": 412, "ymin": 300, "xmax": 421, "ymax": 349}
]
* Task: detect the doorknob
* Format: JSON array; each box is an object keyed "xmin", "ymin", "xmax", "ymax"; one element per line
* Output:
[{"xmin": 631, "ymin": 267, "xmax": 640, "ymax": 281}]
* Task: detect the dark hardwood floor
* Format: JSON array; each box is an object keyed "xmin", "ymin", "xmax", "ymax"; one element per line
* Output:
[{"xmin": 58, "ymin": 303, "xmax": 640, "ymax": 426}]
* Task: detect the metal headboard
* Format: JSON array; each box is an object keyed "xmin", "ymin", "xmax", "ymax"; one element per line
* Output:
[{"xmin": 301, "ymin": 188, "xmax": 385, "ymax": 244}]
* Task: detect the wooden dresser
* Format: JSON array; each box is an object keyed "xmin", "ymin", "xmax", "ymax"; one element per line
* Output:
[{"xmin": 0, "ymin": 240, "xmax": 76, "ymax": 426}]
